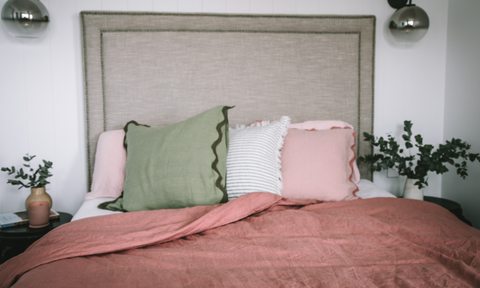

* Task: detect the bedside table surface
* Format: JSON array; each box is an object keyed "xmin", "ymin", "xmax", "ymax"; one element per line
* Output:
[
  {"xmin": 0, "ymin": 212, "xmax": 73, "ymax": 264},
  {"xmin": 423, "ymin": 196, "xmax": 460, "ymax": 211},
  {"xmin": 422, "ymin": 196, "xmax": 472, "ymax": 226},
  {"xmin": 0, "ymin": 212, "xmax": 73, "ymax": 239}
]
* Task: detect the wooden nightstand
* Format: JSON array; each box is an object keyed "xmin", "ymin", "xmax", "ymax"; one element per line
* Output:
[
  {"xmin": 423, "ymin": 196, "xmax": 472, "ymax": 226},
  {"xmin": 0, "ymin": 211, "xmax": 72, "ymax": 264}
]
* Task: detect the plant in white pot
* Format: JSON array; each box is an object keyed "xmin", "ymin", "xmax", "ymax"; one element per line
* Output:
[
  {"xmin": 1, "ymin": 154, "xmax": 53, "ymax": 209},
  {"xmin": 359, "ymin": 121, "xmax": 480, "ymax": 200}
]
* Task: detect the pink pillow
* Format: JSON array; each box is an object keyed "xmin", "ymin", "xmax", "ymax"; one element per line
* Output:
[
  {"xmin": 85, "ymin": 130, "xmax": 126, "ymax": 200},
  {"xmin": 289, "ymin": 120, "xmax": 360, "ymax": 183},
  {"xmin": 281, "ymin": 128, "xmax": 359, "ymax": 201}
]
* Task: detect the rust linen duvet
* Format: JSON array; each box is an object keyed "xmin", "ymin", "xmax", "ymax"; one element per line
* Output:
[{"xmin": 1, "ymin": 192, "xmax": 479, "ymax": 287}]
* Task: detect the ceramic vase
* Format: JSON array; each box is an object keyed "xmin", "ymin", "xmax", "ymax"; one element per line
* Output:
[
  {"xmin": 25, "ymin": 187, "xmax": 52, "ymax": 210},
  {"xmin": 28, "ymin": 201, "xmax": 50, "ymax": 228},
  {"xmin": 403, "ymin": 178, "xmax": 423, "ymax": 200}
]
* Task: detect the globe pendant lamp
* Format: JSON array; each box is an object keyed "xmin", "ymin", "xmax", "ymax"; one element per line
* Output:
[
  {"xmin": 388, "ymin": 0, "xmax": 429, "ymax": 42},
  {"xmin": 1, "ymin": 0, "xmax": 49, "ymax": 38}
]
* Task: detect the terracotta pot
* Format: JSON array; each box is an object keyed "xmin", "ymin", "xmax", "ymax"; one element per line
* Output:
[
  {"xmin": 403, "ymin": 178, "xmax": 423, "ymax": 200},
  {"xmin": 25, "ymin": 187, "xmax": 52, "ymax": 210}
]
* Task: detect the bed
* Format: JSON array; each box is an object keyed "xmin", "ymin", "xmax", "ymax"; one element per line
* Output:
[{"xmin": 1, "ymin": 12, "xmax": 480, "ymax": 288}]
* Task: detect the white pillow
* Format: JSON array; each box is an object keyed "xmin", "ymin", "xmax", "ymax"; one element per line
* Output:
[
  {"xmin": 226, "ymin": 116, "xmax": 290, "ymax": 201},
  {"xmin": 355, "ymin": 179, "xmax": 397, "ymax": 199}
]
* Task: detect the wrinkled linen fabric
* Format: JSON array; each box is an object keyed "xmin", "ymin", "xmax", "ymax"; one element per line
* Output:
[{"xmin": 1, "ymin": 192, "xmax": 480, "ymax": 288}]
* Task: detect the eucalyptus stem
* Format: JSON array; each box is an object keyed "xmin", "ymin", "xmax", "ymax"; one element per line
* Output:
[
  {"xmin": 359, "ymin": 121, "xmax": 480, "ymax": 189},
  {"xmin": 1, "ymin": 154, "xmax": 53, "ymax": 189}
]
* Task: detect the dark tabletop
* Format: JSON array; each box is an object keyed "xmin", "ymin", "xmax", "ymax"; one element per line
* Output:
[
  {"xmin": 423, "ymin": 196, "xmax": 460, "ymax": 211},
  {"xmin": 0, "ymin": 212, "xmax": 73, "ymax": 240}
]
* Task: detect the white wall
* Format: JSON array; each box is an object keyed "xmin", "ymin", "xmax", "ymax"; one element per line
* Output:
[
  {"xmin": 0, "ymin": 0, "xmax": 449, "ymax": 216},
  {"xmin": 443, "ymin": 0, "xmax": 480, "ymax": 228}
]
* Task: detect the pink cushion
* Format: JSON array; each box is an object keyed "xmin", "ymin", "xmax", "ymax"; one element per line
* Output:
[
  {"xmin": 289, "ymin": 120, "xmax": 360, "ymax": 183},
  {"xmin": 281, "ymin": 128, "xmax": 359, "ymax": 201},
  {"xmin": 85, "ymin": 130, "xmax": 126, "ymax": 200}
]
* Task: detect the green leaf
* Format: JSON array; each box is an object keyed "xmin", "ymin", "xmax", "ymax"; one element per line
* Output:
[
  {"xmin": 414, "ymin": 135, "xmax": 423, "ymax": 145},
  {"xmin": 404, "ymin": 120, "xmax": 412, "ymax": 133},
  {"xmin": 469, "ymin": 154, "xmax": 479, "ymax": 162}
]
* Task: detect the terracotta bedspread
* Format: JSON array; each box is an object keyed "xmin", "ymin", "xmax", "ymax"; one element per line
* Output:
[{"xmin": 1, "ymin": 192, "xmax": 479, "ymax": 287}]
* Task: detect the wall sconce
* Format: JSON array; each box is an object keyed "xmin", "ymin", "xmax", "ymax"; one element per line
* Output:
[
  {"xmin": 1, "ymin": 0, "xmax": 49, "ymax": 38},
  {"xmin": 388, "ymin": 0, "xmax": 429, "ymax": 42}
]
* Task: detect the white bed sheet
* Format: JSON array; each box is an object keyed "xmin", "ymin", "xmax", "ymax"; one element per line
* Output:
[
  {"xmin": 355, "ymin": 179, "xmax": 397, "ymax": 199},
  {"xmin": 72, "ymin": 180, "xmax": 396, "ymax": 221},
  {"xmin": 72, "ymin": 198, "xmax": 122, "ymax": 221}
]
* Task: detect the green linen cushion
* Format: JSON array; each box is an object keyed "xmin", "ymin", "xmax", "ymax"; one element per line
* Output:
[{"xmin": 104, "ymin": 105, "xmax": 232, "ymax": 212}]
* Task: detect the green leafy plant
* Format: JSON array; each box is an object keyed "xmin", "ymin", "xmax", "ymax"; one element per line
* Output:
[
  {"xmin": 1, "ymin": 154, "xmax": 53, "ymax": 189},
  {"xmin": 359, "ymin": 120, "xmax": 480, "ymax": 189}
]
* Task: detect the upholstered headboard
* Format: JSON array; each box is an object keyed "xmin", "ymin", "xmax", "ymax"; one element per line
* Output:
[{"xmin": 80, "ymin": 12, "xmax": 376, "ymax": 187}]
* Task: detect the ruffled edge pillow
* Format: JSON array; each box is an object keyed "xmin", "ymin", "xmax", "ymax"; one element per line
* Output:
[
  {"xmin": 289, "ymin": 120, "xmax": 361, "ymax": 183},
  {"xmin": 281, "ymin": 127, "xmax": 359, "ymax": 202},
  {"xmin": 227, "ymin": 116, "xmax": 291, "ymax": 201}
]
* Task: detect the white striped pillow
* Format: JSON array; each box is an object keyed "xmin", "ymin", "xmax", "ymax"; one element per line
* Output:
[{"xmin": 226, "ymin": 116, "xmax": 291, "ymax": 201}]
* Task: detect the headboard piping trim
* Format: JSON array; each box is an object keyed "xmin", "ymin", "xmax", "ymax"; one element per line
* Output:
[
  {"xmin": 100, "ymin": 33, "xmax": 107, "ymax": 132},
  {"xmin": 101, "ymin": 29, "xmax": 361, "ymax": 35},
  {"xmin": 81, "ymin": 12, "xmax": 93, "ymax": 187},
  {"xmin": 370, "ymin": 18, "xmax": 376, "ymax": 160},
  {"xmin": 80, "ymin": 11, "xmax": 375, "ymax": 20},
  {"xmin": 357, "ymin": 32, "xmax": 362, "ymax": 157}
]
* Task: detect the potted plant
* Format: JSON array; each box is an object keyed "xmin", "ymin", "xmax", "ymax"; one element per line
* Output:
[
  {"xmin": 359, "ymin": 121, "xmax": 480, "ymax": 200},
  {"xmin": 1, "ymin": 154, "xmax": 53, "ymax": 209}
]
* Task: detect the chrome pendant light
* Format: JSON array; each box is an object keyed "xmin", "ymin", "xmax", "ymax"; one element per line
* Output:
[
  {"xmin": 1, "ymin": 0, "xmax": 49, "ymax": 38},
  {"xmin": 388, "ymin": 0, "xmax": 429, "ymax": 42}
]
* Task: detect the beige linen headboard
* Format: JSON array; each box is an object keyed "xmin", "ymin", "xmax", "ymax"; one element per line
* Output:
[{"xmin": 80, "ymin": 12, "xmax": 376, "ymax": 186}]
